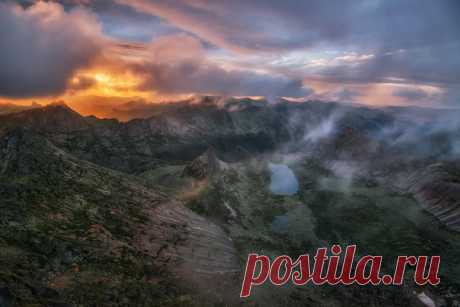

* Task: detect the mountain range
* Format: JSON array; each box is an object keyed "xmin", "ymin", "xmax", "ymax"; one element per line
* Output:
[{"xmin": 0, "ymin": 97, "xmax": 459, "ymax": 306}]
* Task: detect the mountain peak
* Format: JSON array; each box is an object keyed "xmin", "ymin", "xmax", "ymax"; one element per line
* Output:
[
  {"xmin": 43, "ymin": 101, "xmax": 79, "ymax": 113},
  {"xmin": 182, "ymin": 147, "xmax": 227, "ymax": 179},
  {"xmin": 0, "ymin": 102, "xmax": 89, "ymax": 133}
]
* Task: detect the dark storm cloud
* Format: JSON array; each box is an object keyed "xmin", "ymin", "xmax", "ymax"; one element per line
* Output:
[
  {"xmin": 114, "ymin": 0, "xmax": 358, "ymax": 52},
  {"xmin": 318, "ymin": 46, "xmax": 460, "ymax": 86},
  {"xmin": 437, "ymin": 86, "xmax": 460, "ymax": 107},
  {"xmin": 393, "ymin": 88, "xmax": 429, "ymax": 101},
  {"xmin": 62, "ymin": 0, "xmax": 182, "ymax": 42},
  {"xmin": 116, "ymin": 0, "xmax": 460, "ymax": 104},
  {"xmin": 335, "ymin": 88, "xmax": 362, "ymax": 102},
  {"xmin": 141, "ymin": 63, "xmax": 309, "ymax": 98},
  {"xmin": 2, "ymin": 0, "xmax": 459, "ymax": 103},
  {"xmin": 116, "ymin": 0, "xmax": 460, "ymax": 52},
  {"xmin": 16, "ymin": 1, "xmax": 184, "ymax": 42},
  {"xmin": 0, "ymin": 1, "xmax": 103, "ymax": 97},
  {"xmin": 135, "ymin": 35, "xmax": 311, "ymax": 98}
]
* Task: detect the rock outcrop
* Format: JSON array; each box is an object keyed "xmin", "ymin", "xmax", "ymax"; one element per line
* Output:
[
  {"xmin": 182, "ymin": 148, "xmax": 227, "ymax": 179},
  {"xmin": 404, "ymin": 163, "xmax": 460, "ymax": 231}
]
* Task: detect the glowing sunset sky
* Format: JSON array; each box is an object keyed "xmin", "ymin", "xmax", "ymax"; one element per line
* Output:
[{"xmin": 0, "ymin": 0, "xmax": 459, "ymax": 116}]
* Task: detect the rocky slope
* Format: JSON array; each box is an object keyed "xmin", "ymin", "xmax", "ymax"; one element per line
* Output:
[
  {"xmin": 0, "ymin": 98, "xmax": 459, "ymax": 306},
  {"xmin": 0, "ymin": 101, "xmax": 289, "ymax": 172},
  {"xmin": 0, "ymin": 128, "xmax": 239, "ymax": 306},
  {"xmin": 392, "ymin": 163, "xmax": 460, "ymax": 231}
]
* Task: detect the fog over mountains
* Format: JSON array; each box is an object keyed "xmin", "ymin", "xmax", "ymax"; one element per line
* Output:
[
  {"xmin": 1, "ymin": 1, "xmax": 459, "ymax": 306},
  {"xmin": 0, "ymin": 97, "xmax": 459, "ymax": 306}
]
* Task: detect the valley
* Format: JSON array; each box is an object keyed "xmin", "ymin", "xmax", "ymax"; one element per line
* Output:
[{"xmin": 0, "ymin": 97, "xmax": 459, "ymax": 306}]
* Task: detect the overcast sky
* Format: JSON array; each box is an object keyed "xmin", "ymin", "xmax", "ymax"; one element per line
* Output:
[{"xmin": 1, "ymin": 0, "xmax": 459, "ymax": 112}]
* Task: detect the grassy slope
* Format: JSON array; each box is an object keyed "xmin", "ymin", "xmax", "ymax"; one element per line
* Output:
[
  {"xmin": 0, "ymin": 130, "xmax": 196, "ymax": 307},
  {"xmin": 172, "ymin": 155, "xmax": 460, "ymax": 306}
]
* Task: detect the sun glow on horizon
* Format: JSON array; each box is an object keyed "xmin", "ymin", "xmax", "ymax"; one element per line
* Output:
[{"xmin": 70, "ymin": 68, "xmax": 152, "ymax": 99}]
